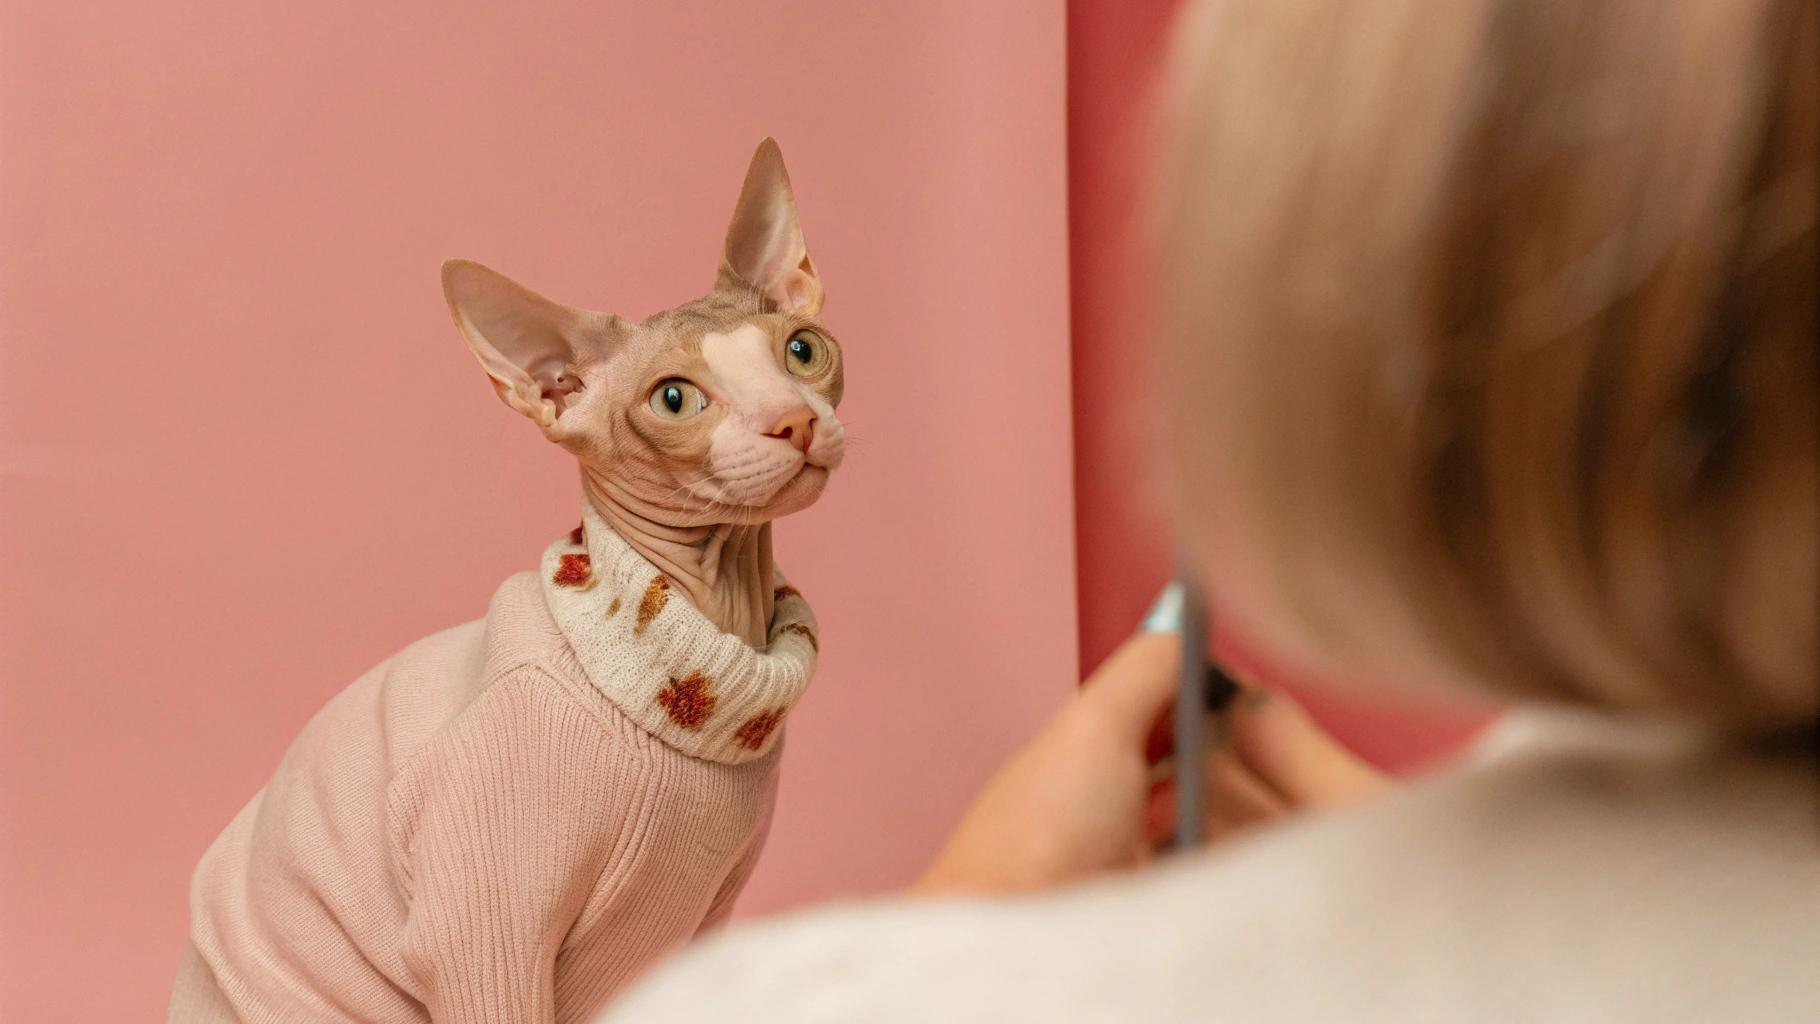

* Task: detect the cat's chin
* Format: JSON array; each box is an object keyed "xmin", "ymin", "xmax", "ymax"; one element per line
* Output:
[
  {"xmin": 754, "ymin": 464, "xmax": 829, "ymax": 519},
  {"xmin": 764, "ymin": 465, "xmax": 829, "ymax": 512}
]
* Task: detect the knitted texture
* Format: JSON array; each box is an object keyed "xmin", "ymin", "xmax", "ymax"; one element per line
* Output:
[
  {"xmin": 171, "ymin": 514, "xmax": 813, "ymax": 1023},
  {"xmin": 541, "ymin": 502, "xmax": 817, "ymax": 765}
]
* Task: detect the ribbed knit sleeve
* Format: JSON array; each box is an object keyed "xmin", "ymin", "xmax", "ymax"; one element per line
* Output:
[{"xmin": 391, "ymin": 665, "xmax": 632, "ymax": 1024}]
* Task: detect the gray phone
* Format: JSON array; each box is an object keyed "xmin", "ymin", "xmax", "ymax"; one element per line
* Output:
[{"xmin": 1170, "ymin": 570, "xmax": 1241, "ymax": 850}]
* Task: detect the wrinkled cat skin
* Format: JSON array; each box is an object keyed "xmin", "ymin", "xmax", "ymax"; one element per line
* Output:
[{"xmin": 442, "ymin": 139, "xmax": 844, "ymax": 647}]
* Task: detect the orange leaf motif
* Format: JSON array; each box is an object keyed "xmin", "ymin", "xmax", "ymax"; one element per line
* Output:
[{"xmin": 635, "ymin": 575, "xmax": 670, "ymax": 633}]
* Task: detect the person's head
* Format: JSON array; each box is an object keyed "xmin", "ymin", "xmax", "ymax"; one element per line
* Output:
[{"xmin": 1157, "ymin": 0, "xmax": 1815, "ymax": 733}]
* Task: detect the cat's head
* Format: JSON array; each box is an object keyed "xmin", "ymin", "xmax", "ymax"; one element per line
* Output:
[{"xmin": 442, "ymin": 139, "xmax": 844, "ymax": 527}]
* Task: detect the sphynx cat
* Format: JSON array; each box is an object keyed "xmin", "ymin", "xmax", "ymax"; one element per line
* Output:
[
  {"xmin": 444, "ymin": 137, "xmax": 845, "ymax": 646},
  {"xmin": 172, "ymin": 139, "xmax": 844, "ymax": 1023}
]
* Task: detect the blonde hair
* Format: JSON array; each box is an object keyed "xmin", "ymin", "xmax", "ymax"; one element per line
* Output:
[{"xmin": 1156, "ymin": 0, "xmax": 1816, "ymax": 731}]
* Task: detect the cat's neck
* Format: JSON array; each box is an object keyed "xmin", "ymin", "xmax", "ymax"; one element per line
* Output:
[{"xmin": 582, "ymin": 471, "xmax": 776, "ymax": 648}]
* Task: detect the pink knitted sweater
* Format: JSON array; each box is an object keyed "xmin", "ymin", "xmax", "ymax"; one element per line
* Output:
[{"xmin": 170, "ymin": 508, "xmax": 819, "ymax": 1022}]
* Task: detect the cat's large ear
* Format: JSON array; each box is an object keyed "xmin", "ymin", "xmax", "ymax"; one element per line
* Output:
[
  {"xmin": 717, "ymin": 138, "xmax": 823, "ymax": 316},
  {"xmin": 441, "ymin": 259, "xmax": 609, "ymax": 431}
]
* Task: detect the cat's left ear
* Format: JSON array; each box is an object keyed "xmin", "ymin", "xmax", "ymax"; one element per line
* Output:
[
  {"xmin": 717, "ymin": 138, "xmax": 823, "ymax": 316},
  {"xmin": 441, "ymin": 259, "xmax": 612, "ymax": 434}
]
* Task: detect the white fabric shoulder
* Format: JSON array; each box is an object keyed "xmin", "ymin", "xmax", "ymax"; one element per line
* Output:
[{"xmin": 602, "ymin": 713, "xmax": 1819, "ymax": 1022}]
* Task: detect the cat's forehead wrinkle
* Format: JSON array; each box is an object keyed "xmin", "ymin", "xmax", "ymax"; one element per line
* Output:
[
  {"xmin": 645, "ymin": 291, "xmax": 760, "ymax": 329},
  {"xmin": 637, "ymin": 295, "xmax": 774, "ymax": 359}
]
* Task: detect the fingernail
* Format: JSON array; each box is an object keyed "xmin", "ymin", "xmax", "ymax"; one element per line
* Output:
[{"xmin": 1139, "ymin": 581, "xmax": 1187, "ymax": 634}]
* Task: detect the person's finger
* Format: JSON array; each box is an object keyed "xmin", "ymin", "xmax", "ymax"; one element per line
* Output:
[
  {"xmin": 1202, "ymin": 734, "xmax": 1288, "ymax": 830},
  {"xmin": 1141, "ymin": 722, "xmax": 1288, "ymax": 849},
  {"xmin": 1226, "ymin": 688, "xmax": 1387, "ymax": 807},
  {"xmin": 1142, "ymin": 778, "xmax": 1174, "ymax": 849},
  {"xmin": 1073, "ymin": 631, "xmax": 1182, "ymax": 745}
]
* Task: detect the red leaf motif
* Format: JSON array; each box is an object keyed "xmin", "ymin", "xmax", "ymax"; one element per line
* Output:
[
  {"xmin": 656, "ymin": 671, "xmax": 716, "ymax": 729},
  {"xmin": 776, "ymin": 621, "xmax": 819, "ymax": 652},
  {"xmin": 734, "ymin": 709, "xmax": 785, "ymax": 750},
  {"xmin": 552, "ymin": 553, "xmax": 592, "ymax": 588}
]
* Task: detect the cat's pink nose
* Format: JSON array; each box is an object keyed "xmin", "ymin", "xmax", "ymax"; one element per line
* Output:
[{"xmin": 764, "ymin": 406, "xmax": 816, "ymax": 453}]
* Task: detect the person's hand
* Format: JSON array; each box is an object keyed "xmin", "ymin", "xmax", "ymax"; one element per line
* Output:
[{"xmin": 914, "ymin": 632, "xmax": 1388, "ymax": 896}]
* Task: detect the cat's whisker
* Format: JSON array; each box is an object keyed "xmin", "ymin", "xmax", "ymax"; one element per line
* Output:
[
  {"xmin": 630, "ymin": 468, "xmax": 724, "ymax": 518},
  {"xmin": 652, "ymin": 471, "xmax": 723, "ymax": 512},
  {"xmin": 679, "ymin": 497, "xmax": 740, "ymax": 529}
]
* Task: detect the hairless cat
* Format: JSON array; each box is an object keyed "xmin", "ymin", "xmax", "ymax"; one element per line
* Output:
[{"xmin": 171, "ymin": 139, "xmax": 843, "ymax": 1023}]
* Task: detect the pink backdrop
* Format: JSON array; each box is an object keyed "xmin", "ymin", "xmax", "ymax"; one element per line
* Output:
[{"xmin": 0, "ymin": 2, "xmax": 1074, "ymax": 1018}]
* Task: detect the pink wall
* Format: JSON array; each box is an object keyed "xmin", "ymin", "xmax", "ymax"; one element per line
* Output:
[
  {"xmin": 0, "ymin": 3, "xmax": 1074, "ymax": 1018},
  {"xmin": 1065, "ymin": 0, "xmax": 1484, "ymax": 769}
]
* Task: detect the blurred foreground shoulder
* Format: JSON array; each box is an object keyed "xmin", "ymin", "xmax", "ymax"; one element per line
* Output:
[{"xmin": 601, "ymin": 714, "xmax": 1820, "ymax": 1023}]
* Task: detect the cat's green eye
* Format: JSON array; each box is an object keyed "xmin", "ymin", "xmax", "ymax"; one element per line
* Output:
[
  {"xmin": 784, "ymin": 329, "xmax": 831, "ymax": 378},
  {"xmin": 649, "ymin": 379, "xmax": 708, "ymax": 420}
]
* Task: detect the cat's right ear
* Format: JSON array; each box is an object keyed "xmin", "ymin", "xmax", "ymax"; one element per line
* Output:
[
  {"xmin": 441, "ymin": 259, "xmax": 608, "ymax": 431},
  {"xmin": 717, "ymin": 138, "xmax": 823, "ymax": 316}
]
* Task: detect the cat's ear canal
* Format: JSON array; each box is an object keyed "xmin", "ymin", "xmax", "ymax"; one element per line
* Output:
[
  {"xmin": 718, "ymin": 138, "xmax": 823, "ymax": 317},
  {"xmin": 440, "ymin": 259, "xmax": 615, "ymax": 432}
]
